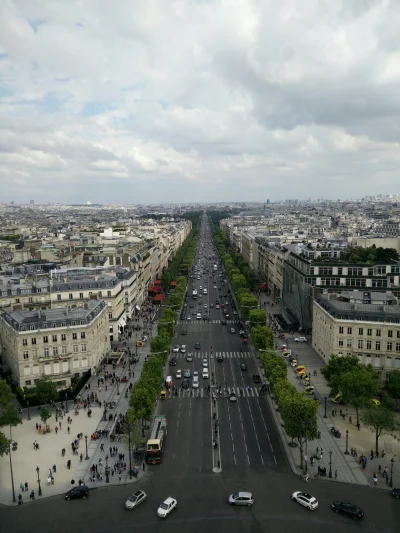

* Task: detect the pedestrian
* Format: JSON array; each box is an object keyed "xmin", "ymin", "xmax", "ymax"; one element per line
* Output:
[
  {"xmin": 67, "ymin": 459, "xmax": 71, "ymax": 469},
  {"xmin": 53, "ymin": 464, "xmax": 56, "ymax": 473},
  {"xmin": 18, "ymin": 494, "xmax": 23, "ymax": 505},
  {"xmin": 378, "ymin": 464, "xmax": 382, "ymax": 474},
  {"xmin": 59, "ymin": 422, "xmax": 62, "ymax": 430},
  {"xmin": 371, "ymin": 450, "xmax": 374, "ymax": 460},
  {"xmin": 36, "ymin": 423, "xmax": 39, "ymax": 431},
  {"xmin": 342, "ymin": 413, "xmax": 345, "ymax": 421},
  {"xmin": 334, "ymin": 470, "xmax": 338, "ymax": 480},
  {"xmin": 317, "ymin": 430, "xmax": 321, "ymax": 439},
  {"xmin": 67, "ymin": 426, "xmax": 70, "ymax": 434},
  {"xmin": 80, "ymin": 453, "xmax": 83, "ymax": 462},
  {"xmin": 20, "ymin": 482, "xmax": 24, "ymax": 492},
  {"xmin": 349, "ymin": 415, "xmax": 352, "ymax": 424},
  {"xmin": 142, "ymin": 462, "xmax": 145, "ymax": 471},
  {"xmin": 30, "ymin": 490, "xmax": 35, "ymax": 500},
  {"xmin": 339, "ymin": 409, "xmax": 342, "ymax": 416},
  {"xmin": 24, "ymin": 482, "xmax": 28, "ymax": 491},
  {"xmin": 55, "ymin": 426, "xmax": 58, "ymax": 434},
  {"xmin": 332, "ymin": 410, "xmax": 335, "ymax": 417}
]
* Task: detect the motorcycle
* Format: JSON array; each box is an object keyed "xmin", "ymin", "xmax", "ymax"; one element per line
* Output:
[{"xmin": 331, "ymin": 427, "xmax": 341, "ymax": 438}]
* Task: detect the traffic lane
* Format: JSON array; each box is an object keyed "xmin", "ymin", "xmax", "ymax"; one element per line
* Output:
[
  {"xmin": 4, "ymin": 469, "xmax": 398, "ymax": 533},
  {"xmin": 184, "ymin": 393, "xmax": 210, "ymax": 475}
]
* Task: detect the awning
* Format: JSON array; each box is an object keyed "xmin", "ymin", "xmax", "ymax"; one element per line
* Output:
[{"xmin": 135, "ymin": 305, "xmax": 141, "ymax": 311}]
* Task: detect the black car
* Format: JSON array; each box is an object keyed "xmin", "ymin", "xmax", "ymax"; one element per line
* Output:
[
  {"xmin": 182, "ymin": 378, "xmax": 190, "ymax": 389},
  {"xmin": 392, "ymin": 488, "xmax": 400, "ymax": 499},
  {"xmin": 240, "ymin": 363, "xmax": 247, "ymax": 371},
  {"xmin": 331, "ymin": 501, "xmax": 364, "ymax": 520},
  {"xmin": 221, "ymin": 319, "xmax": 227, "ymax": 325},
  {"xmin": 253, "ymin": 374, "xmax": 261, "ymax": 384},
  {"xmin": 195, "ymin": 342, "xmax": 201, "ymax": 349},
  {"xmin": 65, "ymin": 485, "xmax": 89, "ymax": 501},
  {"xmin": 169, "ymin": 358, "xmax": 177, "ymax": 366},
  {"xmin": 217, "ymin": 355, "xmax": 224, "ymax": 362},
  {"xmin": 182, "ymin": 330, "xmax": 187, "ymax": 335}
]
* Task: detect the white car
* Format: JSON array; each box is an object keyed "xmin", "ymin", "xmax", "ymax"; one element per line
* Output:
[
  {"xmin": 157, "ymin": 497, "xmax": 177, "ymax": 518},
  {"xmin": 216, "ymin": 304, "xmax": 220, "ymax": 309},
  {"xmin": 176, "ymin": 369, "xmax": 182, "ymax": 379},
  {"xmin": 192, "ymin": 377, "xmax": 199, "ymax": 389},
  {"xmin": 180, "ymin": 345, "xmax": 186, "ymax": 353},
  {"xmin": 295, "ymin": 337, "xmax": 307, "ymax": 343},
  {"xmin": 292, "ymin": 491, "xmax": 318, "ymax": 511},
  {"xmin": 202, "ymin": 359, "xmax": 208, "ymax": 368},
  {"xmin": 203, "ymin": 304, "xmax": 208, "ymax": 308},
  {"xmin": 196, "ymin": 313, "xmax": 202, "ymax": 319},
  {"xmin": 173, "ymin": 345, "xmax": 180, "ymax": 353},
  {"xmin": 202, "ymin": 369, "xmax": 209, "ymax": 379},
  {"xmin": 193, "ymin": 370, "xmax": 199, "ymax": 377}
]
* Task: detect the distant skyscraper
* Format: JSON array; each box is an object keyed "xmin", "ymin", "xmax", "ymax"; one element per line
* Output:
[
  {"xmin": 30, "ymin": 200, "xmax": 35, "ymax": 205},
  {"xmin": 266, "ymin": 199, "xmax": 270, "ymax": 204}
]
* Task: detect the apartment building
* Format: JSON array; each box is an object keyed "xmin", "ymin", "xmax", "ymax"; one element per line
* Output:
[
  {"xmin": 313, "ymin": 290, "xmax": 400, "ymax": 380},
  {"xmin": 0, "ymin": 300, "xmax": 109, "ymax": 390}
]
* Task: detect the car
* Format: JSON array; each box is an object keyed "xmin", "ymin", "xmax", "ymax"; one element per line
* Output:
[
  {"xmin": 202, "ymin": 369, "xmax": 209, "ymax": 379},
  {"xmin": 196, "ymin": 313, "xmax": 202, "ymax": 319},
  {"xmin": 228, "ymin": 492, "xmax": 253, "ymax": 506},
  {"xmin": 125, "ymin": 490, "xmax": 147, "ymax": 510},
  {"xmin": 230, "ymin": 328, "xmax": 235, "ymax": 334},
  {"xmin": 295, "ymin": 337, "xmax": 307, "ymax": 342},
  {"xmin": 221, "ymin": 319, "xmax": 227, "ymax": 325},
  {"xmin": 141, "ymin": 335, "xmax": 148, "ymax": 342},
  {"xmin": 253, "ymin": 374, "xmax": 261, "ymax": 384},
  {"xmin": 331, "ymin": 501, "xmax": 364, "ymax": 520},
  {"xmin": 202, "ymin": 358, "xmax": 208, "ymax": 367},
  {"xmin": 221, "ymin": 303, "xmax": 225, "ymax": 308},
  {"xmin": 192, "ymin": 376, "xmax": 199, "ymax": 389},
  {"xmin": 173, "ymin": 345, "xmax": 180, "ymax": 353},
  {"xmin": 180, "ymin": 345, "xmax": 186, "ymax": 353},
  {"xmin": 225, "ymin": 314, "xmax": 230, "ymax": 319},
  {"xmin": 182, "ymin": 378, "xmax": 189, "ymax": 389},
  {"xmin": 157, "ymin": 497, "xmax": 177, "ymax": 518},
  {"xmin": 175, "ymin": 369, "xmax": 182, "ymax": 379},
  {"xmin": 332, "ymin": 393, "xmax": 343, "ymax": 404},
  {"xmin": 292, "ymin": 491, "xmax": 318, "ymax": 511},
  {"xmin": 213, "ymin": 285, "xmax": 217, "ymax": 289},
  {"xmin": 290, "ymin": 359, "xmax": 298, "ymax": 367},
  {"xmin": 233, "ymin": 310, "xmax": 237, "ymax": 315},
  {"xmin": 216, "ymin": 304, "xmax": 220, "ymax": 309},
  {"xmin": 239, "ymin": 329, "xmax": 244, "ymax": 336},
  {"xmin": 229, "ymin": 391, "xmax": 237, "ymax": 402},
  {"xmin": 182, "ymin": 329, "xmax": 187, "ymax": 335},
  {"xmin": 392, "ymin": 488, "xmax": 400, "ymax": 499},
  {"xmin": 209, "ymin": 303, "xmax": 214, "ymax": 308},
  {"xmin": 183, "ymin": 369, "xmax": 191, "ymax": 378},
  {"xmin": 295, "ymin": 365, "xmax": 306, "ymax": 374},
  {"xmin": 65, "ymin": 485, "xmax": 89, "ymax": 501},
  {"xmin": 192, "ymin": 310, "xmax": 197, "ymax": 315},
  {"xmin": 240, "ymin": 363, "xmax": 247, "ymax": 371},
  {"xmin": 186, "ymin": 316, "xmax": 191, "ymax": 321},
  {"xmin": 371, "ymin": 398, "xmax": 380, "ymax": 406},
  {"xmin": 217, "ymin": 354, "xmax": 224, "ymax": 362},
  {"xmin": 136, "ymin": 341, "xmax": 144, "ymax": 347},
  {"xmin": 186, "ymin": 354, "xmax": 193, "ymax": 362},
  {"xmin": 193, "ymin": 370, "xmax": 199, "ymax": 377},
  {"xmin": 169, "ymin": 358, "xmax": 177, "ymax": 366},
  {"xmin": 282, "ymin": 350, "xmax": 291, "ymax": 358},
  {"xmin": 195, "ymin": 342, "xmax": 201, "ymax": 349},
  {"xmin": 203, "ymin": 304, "xmax": 208, "ymax": 308},
  {"xmin": 303, "ymin": 386, "xmax": 315, "ymax": 395}
]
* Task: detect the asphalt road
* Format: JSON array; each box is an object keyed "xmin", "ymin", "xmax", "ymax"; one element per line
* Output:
[{"xmin": 2, "ymin": 220, "xmax": 399, "ymax": 532}]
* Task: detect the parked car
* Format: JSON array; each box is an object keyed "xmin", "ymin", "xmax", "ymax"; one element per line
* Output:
[{"xmin": 294, "ymin": 337, "xmax": 307, "ymax": 342}]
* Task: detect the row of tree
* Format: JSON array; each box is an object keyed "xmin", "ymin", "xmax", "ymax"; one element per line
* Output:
[{"xmin": 322, "ymin": 355, "xmax": 399, "ymax": 453}]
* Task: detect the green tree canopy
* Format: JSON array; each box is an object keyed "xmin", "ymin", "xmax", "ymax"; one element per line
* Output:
[
  {"xmin": 360, "ymin": 406, "xmax": 397, "ymax": 454},
  {"xmin": 35, "ymin": 379, "xmax": 59, "ymax": 404},
  {"xmin": 39, "ymin": 406, "xmax": 52, "ymax": 426},
  {"xmin": 0, "ymin": 380, "xmax": 22, "ymax": 455},
  {"xmin": 385, "ymin": 371, "xmax": 400, "ymax": 400},
  {"xmin": 130, "ymin": 386, "xmax": 154, "ymax": 423},
  {"xmin": 321, "ymin": 355, "xmax": 360, "ymax": 389}
]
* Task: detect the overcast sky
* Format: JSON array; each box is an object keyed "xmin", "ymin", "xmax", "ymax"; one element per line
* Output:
[{"xmin": 1, "ymin": 0, "xmax": 400, "ymax": 204}]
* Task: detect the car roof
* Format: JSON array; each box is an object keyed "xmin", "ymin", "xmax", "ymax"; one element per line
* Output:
[
  {"xmin": 164, "ymin": 497, "xmax": 175, "ymax": 504},
  {"xmin": 237, "ymin": 492, "xmax": 252, "ymax": 498}
]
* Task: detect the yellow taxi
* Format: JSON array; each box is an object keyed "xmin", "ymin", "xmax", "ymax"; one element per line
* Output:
[
  {"xmin": 371, "ymin": 398, "xmax": 380, "ymax": 406},
  {"xmin": 290, "ymin": 359, "xmax": 298, "ymax": 367},
  {"xmin": 136, "ymin": 340, "xmax": 144, "ymax": 347},
  {"xmin": 302, "ymin": 386, "xmax": 315, "ymax": 395},
  {"xmin": 295, "ymin": 365, "xmax": 306, "ymax": 374}
]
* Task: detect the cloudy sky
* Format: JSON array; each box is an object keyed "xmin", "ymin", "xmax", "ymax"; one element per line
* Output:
[{"xmin": 1, "ymin": 0, "xmax": 400, "ymax": 204}]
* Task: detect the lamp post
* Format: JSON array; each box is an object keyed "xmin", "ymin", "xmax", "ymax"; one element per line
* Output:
[
  {"xmin": 65, "ymin": 391, "xmax": 69, "ymax": 414},
  {"xmin": 105, "ymin": 454, "xmax": 110, "ymax": 483},
  {"xmin": 85, "ymin": 435, "xmax": 89, "ymax": 460},
  {"xmin": 324, "ymin": 396, "xmax": 328, "ymax": 418},
  {"xmin": 344, "ymin": 429, "xmax": 349, "ymax": 455},
  {"xmin": 116, "ymin": 377, "xmax": 120, "ymax": 395},
  {"xmin": 329, "ymin": 450, "xmax": 333, "ymax": 478},
  {"xmin": 36, "ymin": 466, "xmax": 42, "ymax": 496},
  {"xmin": 389, "ymin": 457, "xmax": 394, "ymax": 488},
  {"xmin": 8, "ymin": 427, "xmax": 16, "ymax": 503},
  {"xmin": 128, "ymin": 427, "xmax": 133, "ymax": 480}
]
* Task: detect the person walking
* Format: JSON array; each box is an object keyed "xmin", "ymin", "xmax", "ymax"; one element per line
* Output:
[
  {"xmin": 67, "ymin": 459, "xmax": 71, "ymax": 470},
  {"xmin": 142, "ymin": 462, "xmax": 145, "ymax": 471},
  {"xmin": 18, "ymin": 494, "xmax": 23, "ymax": 505}
]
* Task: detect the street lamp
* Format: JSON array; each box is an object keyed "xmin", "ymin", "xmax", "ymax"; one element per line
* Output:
[
  {"xmin": 116, "ymin": 377, "xmax": 120, "ymax": 395},
  {"xmin": 105, "ymin": 454, "xmax": 110, "ymax": 483},
  {"xmin": 324, "ymin": 397, "xmax": 327, "ymax": 418},
  {"xmin": 36, "ymin": 466, "xmax": 42, "ymax": 496},
  {"xmin": 65, "ymin": 391, "xmax": 69, "ymax": 414},
  {"xmin": 389, "ymin": 457, "xmax": 394, "ymax": 488},
  {"xmin": 329, "ymin": 450, "xmax": 333, "ymax": 478},
  {"xmin": 85, "ymin": 435, "xmax": 89, "ymax": 460},
  {"xmin": 344, "ymin": 429, "xmax": 349, "ymax": 455},
  {"xmin": 8, "ymin": 427, "xmax": 16, "ymax": 503}
]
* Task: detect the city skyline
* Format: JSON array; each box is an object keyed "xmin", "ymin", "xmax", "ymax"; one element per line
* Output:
[{"xmin": 1, "ymin": 1, "xmax": 400, "ymax": 203}]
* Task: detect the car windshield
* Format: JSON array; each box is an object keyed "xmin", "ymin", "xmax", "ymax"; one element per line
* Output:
[
  {"xmin": 129, "ymin": 493, "xmax": 140, "ymax": 502},
  {"xmin": 159, "ymin": 502, "xmax": 169, "ymax": 510}
]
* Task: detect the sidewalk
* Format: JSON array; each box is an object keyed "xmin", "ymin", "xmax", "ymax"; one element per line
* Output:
[
  {"xmin": 257, "ymin": 292, "xmax": 400, "ymax": 489},
  {"xmin": 0, "ymin": 312, "xmax": 158, "ymax": 506}
]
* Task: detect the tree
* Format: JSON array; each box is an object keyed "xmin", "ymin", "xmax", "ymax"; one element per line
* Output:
[
  {"xmin": 35, "ymin": 379, "xmax": 58, "ymax": 404},
  {"xmin": 335, "ymin": 367, "xmax": 379, "ymax": 427},
  {"xmin": 249, "ymin": 309, "xmax": 267, "ymax": 326},
  {"xmin": 130, "ymin": 386, "xmax": 153, "ymax": 425},
  {"xmin": 39, "ymin": 406, "xmax": 52, "ymax": 426},
  {"xmin": 360, "ymin": 406, "xmax": 396, "ymax": 455},
  {"xmin": 0, "ymin": 379, "xmax": 22, "ymax": 455},
  {"xmin": 385, "ymin": 371, "xmax": 400, "ymax": 405},
  {"xmin": 321, "ymin": 355, "xmax": 360, "ymax": 388},
  {"xmin": 281, "ymin": 396, "xmax": 318, "ymax": 471}
]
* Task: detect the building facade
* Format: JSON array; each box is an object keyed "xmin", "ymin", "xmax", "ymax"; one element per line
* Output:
[{"xmin": 0, "ymin": 300, "xmax": 109, "ymax": 390}]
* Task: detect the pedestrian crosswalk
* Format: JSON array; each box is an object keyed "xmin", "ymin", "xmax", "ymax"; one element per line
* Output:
[
  {"xmin": 177, "ymin": 319, "xmax": 236, "ymax": 325},
  {"xmin": 174, "ymin": 351, "xmax": 252, "ymax": 359},
  {"xmin": 164, "ymin": 386, "xmax": 263, "ymax": 399}
]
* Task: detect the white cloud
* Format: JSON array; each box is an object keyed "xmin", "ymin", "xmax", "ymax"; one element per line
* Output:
[{"xmin": 0, "ymin": 0, "xmax": 400, "ymax": 203}]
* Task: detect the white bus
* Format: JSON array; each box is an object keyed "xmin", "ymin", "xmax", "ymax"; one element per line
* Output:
[{"xmin": 192, "ymin": 289, "xmax": 198, "ymax": 299}]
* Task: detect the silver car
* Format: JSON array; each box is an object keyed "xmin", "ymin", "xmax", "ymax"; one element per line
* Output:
[
  {"xmin": 125, "ymin": 490, "xmax": 147, "ymax": 510},
  {"xmin": 228, "ymin": 492, "xmax": 254, "ymax": 506}
]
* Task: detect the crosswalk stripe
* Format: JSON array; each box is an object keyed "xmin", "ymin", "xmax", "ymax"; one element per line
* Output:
[
  {"xmin": 175, "ymin": 351, "xmax": 252, "ymax": 359},
  {"xmin": 165, "ymin": 386, "xmax": 260, "ymax": 398},
  {"xmin": 177, "ymin": 319, "xmax": 236, "ymax": 325}
]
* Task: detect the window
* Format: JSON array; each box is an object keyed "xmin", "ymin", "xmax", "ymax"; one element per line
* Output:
[
  {"xmin": 346, "ymin": 339, "xmax": 352, "ymax": 348},
  {"xmin": 388, "ymin": 330, "xmax": 393, "ymax": 338},
  {"xmin": 337, "ymin": 267, "xmax": 342, "ymax": 275},
  {"xmin": 62, "ymin": 345, "xmax": 67, "ymax": 355},
  {"xmin": 69, "ymin": 293, "xmax": 73, "ymax": 299},
  {"xmin": 98, "ymin": 291, "xmax": 102, "ymax": 297},
  {"xmin": 358, "ymin": 339, "xmax": 363, "ymax": 349},
  {"xmin": 52, "ymin": 335, "xmax": 57, "ymax": 342},
  {"xmin": 73, "ymin": 344, "xmax": 78, "ymax": 353},
  {"xmin": 72, "ymin": 333, "xmax": 77, "ymax": 340},
  {"xmin": 339, "ymin": 326, "xmax": 344, "ymax": 334},
  {"xmin": 32, "ymin": 349, "xmax": 37, "ymax": 359},
  {"xmin": 387, "ymin": 342, "xmax": 393, "ymax": 351},
  {"xmin": 397, "ymin": 331, "xmax": 400, "ymax": 339},
  {"xmin": 376, "ymin": 329, "xmax": 381, "ymax": 337},
  {"xmin": 15, "ymin": 298, "xmax": 20, "ymax": 303},
  {"xmin": 23, "ymin": 351, "xmax": 29, "ymax": 360},
  {"xmin": 81, "ymin": 344, "xmax": 87, "ymax": 352},
  {"xmin": 31, "ymin": 338, "xmax": 37, "ymax": 345},
  {"xmin": 358, "ymin": 328, "xmax": 364, "ymax": 335},
  {"xmin": 43, "ymin": 336, "xmax": 48, "ymax": 343},
  {"xmin": 79, "ymin": 293, "xmax": 84, "ymax": 299},
  {"xmin": 396, "ymin": 343, "xmax": 400, "ymax": 353},
  {"xmin": 347, "ymin": 327, "xmax": 352, "ymax": 334},
  {"xmin": 338, "ymin": 339, "xmax": 344, "ymax": 347},
  {"xmin": 28, "ymin": 297, "xmax": 33, "ymax": 303},
  {"xmin": 44, "ymin": 348, "xmax": 49, "ymax": 357},
  {"xmin": 22, "ymin": 339, "xmax": 28, "ymax": 346},
  {"xmin": 107, "ymin": 291, "xmax": 111, "ymax": 297},
  {"xmin": 367, "ymin": 340, "xmax": 372, "ymax": 350},
  {"xmin": 375, "ymin": 341, "xmax": 381, "ymax": 351},
  {"xmin": 57, "ymin": 294, "xmax": 61, "ymax": 301},
  {"xmin": 61, "ymin": 322, "xmax": 66, "ymax": 327},
  {"xmin": 51, "ymin": 323, "xmax": 56, "ymax": 328},
  {"xmin": 53, "ymin": 347, "xmax": 58, "ymax": 356},
  {"xmin": 25, "ymin": 380, "xmax": 32, "ymax": 386},
  {"xmin": 81, "ymin": 332, "xmax": 86, "ymax": 339},
  {"xmin": 109, "ymin": 313, "xmax": 113, "ymax": 320},
  {"xmin": 367, "ymin": 328, "xmax": 372, "ymax": 336},
  {"xmin": 61, "ymin": 334, "xmax": 66, "ymax": 341}
]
